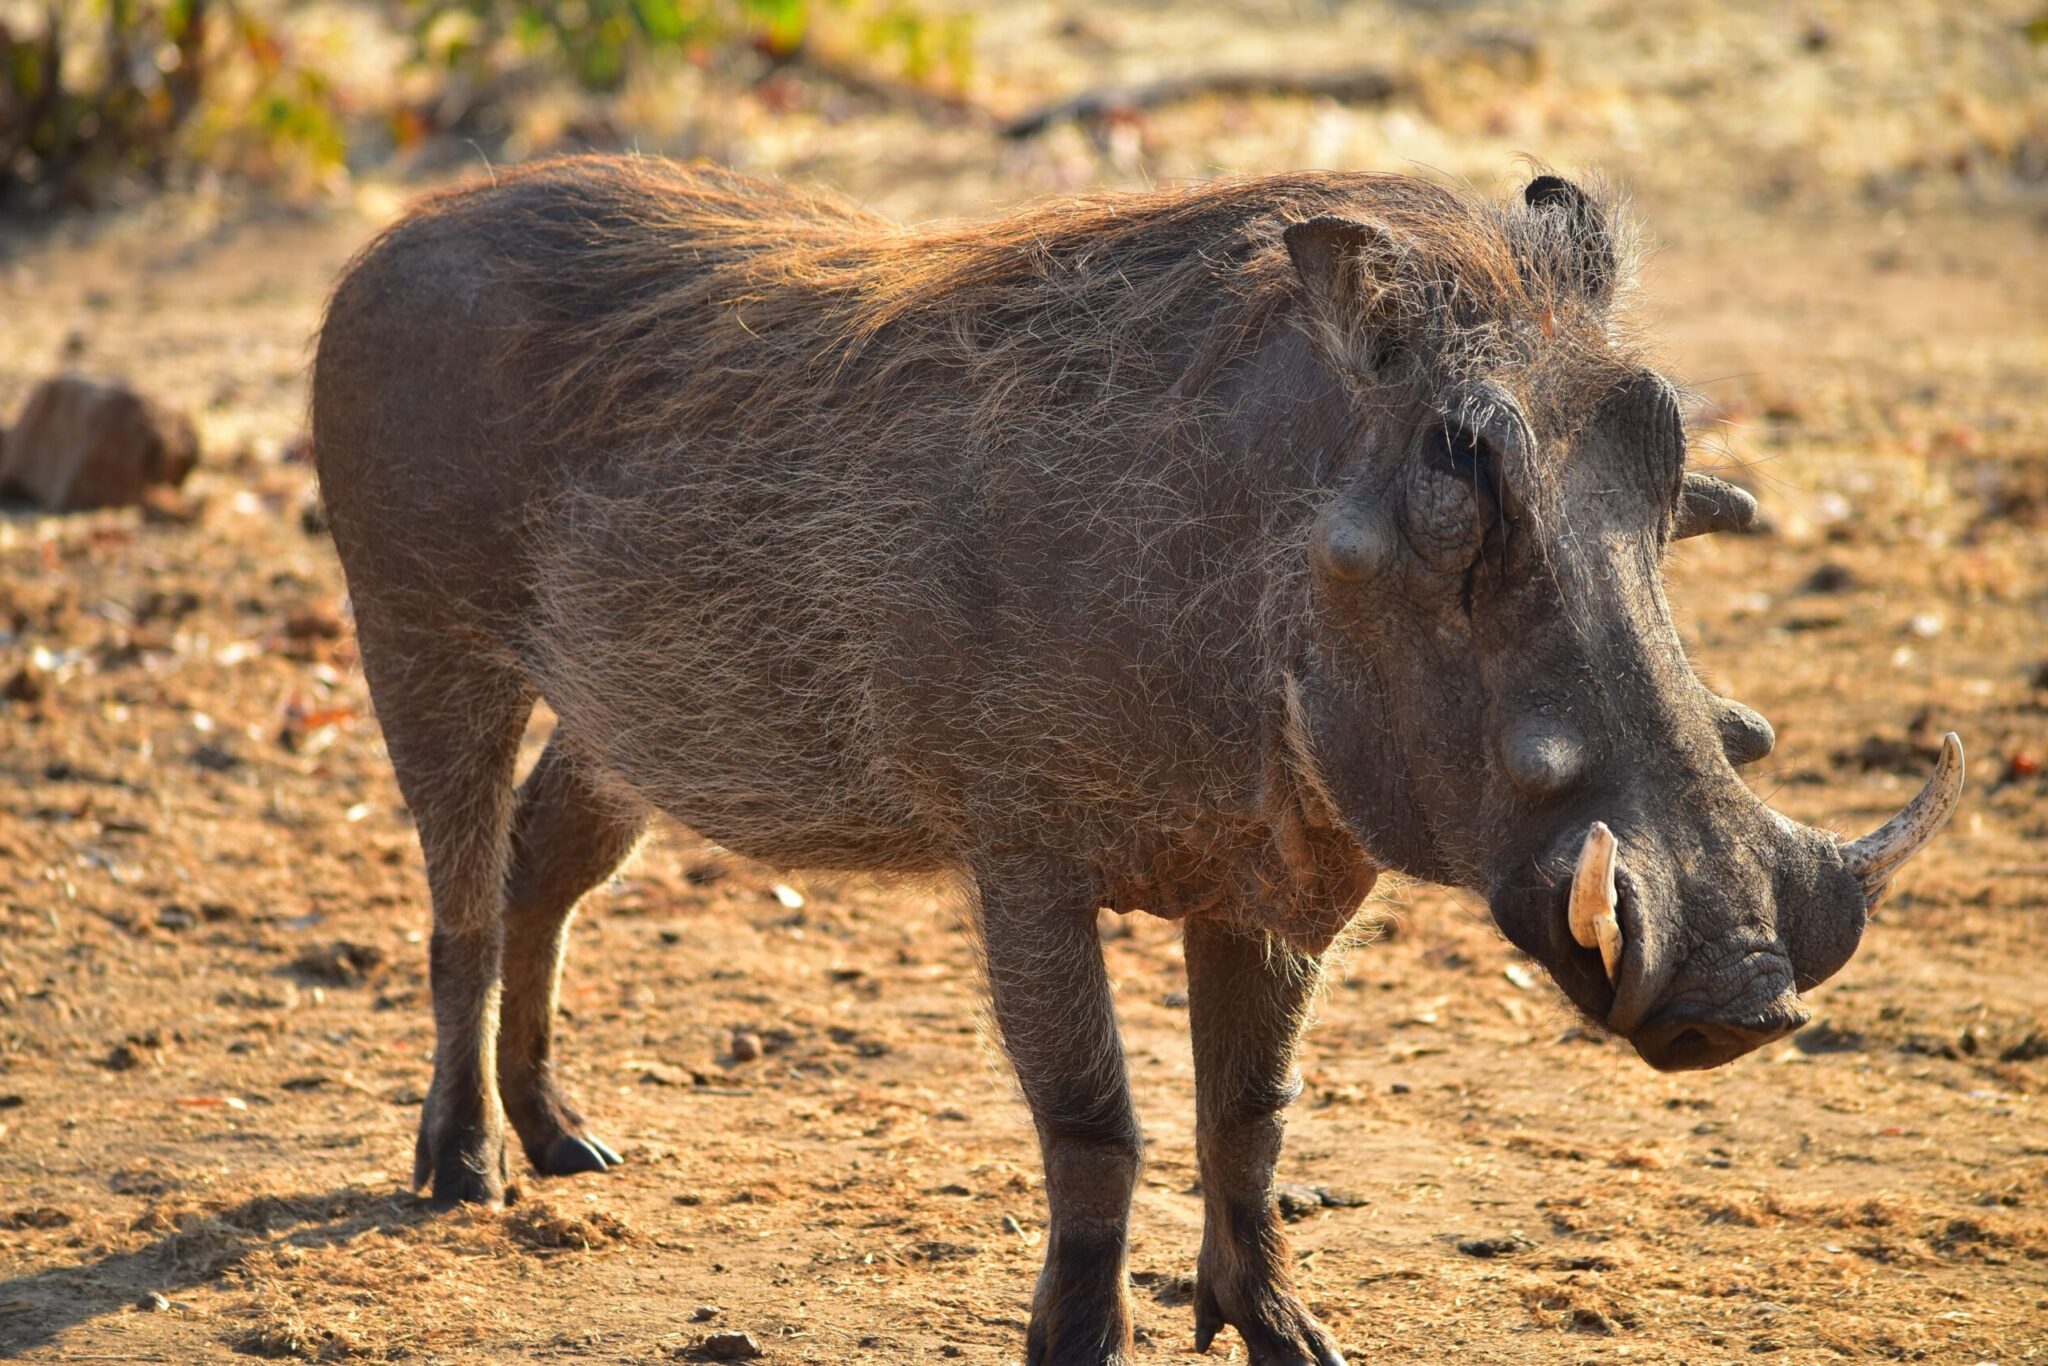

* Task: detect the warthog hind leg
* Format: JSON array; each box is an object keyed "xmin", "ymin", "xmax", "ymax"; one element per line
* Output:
[
  {"xmin": 977, "ymin": 856, "xmax": 1138, "ymax": 1366},
  {"xmin": 499, "ymin": 734, "xmax": 646, "ymax": 1176},
  {"xmin": 352, "ymin": 607, "xmax": 533, "ymax": 1209},
  {"xmin": 1184, "ymin": 918, "xmax": 1346, "ymax": 1366}
]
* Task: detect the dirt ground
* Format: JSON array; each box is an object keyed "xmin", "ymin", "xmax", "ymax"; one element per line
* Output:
[{"xmin": 2, "ymin": 2, "xmax": 2046, "ymax": 1362}]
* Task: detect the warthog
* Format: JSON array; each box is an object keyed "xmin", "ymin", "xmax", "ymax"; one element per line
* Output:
[{"xmin": 312, "ymin": 157, "xmax": 1962, "ymax": 1364}]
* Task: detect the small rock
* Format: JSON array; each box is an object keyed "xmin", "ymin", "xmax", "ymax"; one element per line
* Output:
[
  {"xmin": 730, "ymin": 1030, "xmax": 762, "ymax": 1063},
  {"xmin": 1799, "ymin": 562, "xmax": 1857, "ymax": 594},
  {"xmin": 1161, "ymin": 991, "xmax": 1189, "ymax": 1009},
  {"xmin": 1456, "ymin": 1233, "xmax": 1534, "ymax": 1258},
  {"xmin": 0, "ymin": 376, "xmax": 198, "ymax": 511},
  {"xmin": 291, "ymin": 940, "xmax": 387, "ymax": 986},
  {"xmin": 155, "ymin": 904, "xmax": 197, "ymax": 932},
  {"xmin": 1569, "ymin": 1306, "xmax": 1613, "ymax": 1334},
  {"xmin": 1274, "ymin": 1184, "xmax": 1323, "ymax": 1222},
  {"xmin": 696, "ymin": 1330, "xmax": 763, "ymax": 1360},
  {"xmin": 1131, "ymin": 1268, "xmax": 1198, "ymax": 1305},
  {"xmin": 2, "ymin": 664, "xmax": 47, "ymax": 703},
  {"xmin": 5, "ymin": 1206, "xmax": 72, "ymax": 1229},
  {"xmin": 103, "ymin": 1041, "xmax": 152, "ymax": 1071},
  {"xmin": 137, "ymin": 1291, "xmax": 171, "ymax": 1313},
  {"xmin": 190, "ymin": 741, "xmax": 241, "ymax": 773},
  {"xmin": 1999, "ymin": 1031, "xmax": 2048, "ymax": 1064},
  {"xmin": 639, "ymin": 1062, "xmax": 694, "ymax": 1087},
  {"xmin": 691, "ymin": 1305, "xmax": 721, "ymax": 1322},
  {"xmin": 279, "ymin": 603, "xmax": 346, "ymax": 661}
]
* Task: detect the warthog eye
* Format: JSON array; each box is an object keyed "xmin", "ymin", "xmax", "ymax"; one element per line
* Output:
[
  {"xmin": 1444, "ymin": 424, "xmax": 1487, "ymax": 479},
  {"xmin": 1433, "ymin": 421, "xmax": 1503, "ymax": 508},
  {"xmin": 1404, "ymin": 422, "xmax": 1501, "ymax": 575}
]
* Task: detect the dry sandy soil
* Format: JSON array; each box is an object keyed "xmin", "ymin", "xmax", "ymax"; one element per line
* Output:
[{"xmin": 1, "ymin": 2, "xmax": 2045, "ymax": 1362}]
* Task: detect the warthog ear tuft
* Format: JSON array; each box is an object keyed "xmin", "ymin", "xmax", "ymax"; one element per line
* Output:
[
  {"xmin": 1523, "ymin": 175, "xmax": 1616, "ymax": 303},
  {"xmin": 1283, "ymin": 215, "xmax": 1408, "ymax": 373}
]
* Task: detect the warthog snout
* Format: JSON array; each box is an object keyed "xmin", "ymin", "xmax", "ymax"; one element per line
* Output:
[
  {"xmin": 1493, "ymin": 734, "xmax": 1962, "ymax": 1069},
  {"xmin": 1629, "ymin": 933, "xmax": 1813, "ymax": 1071}
]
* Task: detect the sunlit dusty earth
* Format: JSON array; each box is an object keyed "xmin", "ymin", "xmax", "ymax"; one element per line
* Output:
[{"xmin": 2, "ymin": 1, "xmax": 2045, "ymax": 1362}]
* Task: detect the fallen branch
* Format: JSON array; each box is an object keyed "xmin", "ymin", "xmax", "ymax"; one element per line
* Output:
[
  {"xmin": 999, "ymin": 64, "xmax": 1406, "ymax": 140},
  {"xmin": 769, "ymin": 43, "xmax": 995, "ymax": 130}
]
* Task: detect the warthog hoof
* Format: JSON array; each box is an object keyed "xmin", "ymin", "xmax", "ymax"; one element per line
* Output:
[
  {"xmin": 1024, "ymin": 1254, "xmax": 1134, "ymax": 1366},
  {"xmin": 413, "ymin": 1111, "xmax": 511, "ymax": 1210},
  {"xmin": 504, "ymin": 1077, "xmax": 621, "ymax": 1178},
  {"xmin": 1193, "ymin": 1267, "xmax": 1346, "ymax": 1366},
  {"xmin": 540, "ymin": 1133, "xmax": 623, "ymax": 1175}
]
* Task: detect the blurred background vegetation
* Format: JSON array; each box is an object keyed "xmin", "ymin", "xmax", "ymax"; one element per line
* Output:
[
  {"xmin": 0, "ymin": 1, "xmax": 2043, "ymax": 220},
  {"xmin": 0, "ymin": 0, "xmax": 971, "ymax": 206}
]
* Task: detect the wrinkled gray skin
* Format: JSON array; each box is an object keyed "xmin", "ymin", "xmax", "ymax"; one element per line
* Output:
[{"xmin": 312, "ymin": 160, "xmax": 1917, "ymax": 1366}]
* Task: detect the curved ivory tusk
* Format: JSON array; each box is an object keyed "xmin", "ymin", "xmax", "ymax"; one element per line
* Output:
[
  {"xmin": 1842, "ymin": 733, "xmax": 1965, "ymax": 897},
  {"xmin": 1568, "ymin": 821, "xmax": 1624, "ymax": 983},
  {"xmin": 1673, "ymin": 473, "xmax": 1758, "ymax": 539}
]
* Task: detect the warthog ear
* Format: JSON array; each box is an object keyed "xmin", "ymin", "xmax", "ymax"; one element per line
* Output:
[
  {"xmin": 1673, "ymin": 472, "xmax": 1758, "ymax": 539},
  {"xmin": 1283, "ymin": 215, "xmax": 1409, "ymax": 373},
  {"xmin": 1523, "ymin": 175, "xmax": 1616, "ymax": 303}
]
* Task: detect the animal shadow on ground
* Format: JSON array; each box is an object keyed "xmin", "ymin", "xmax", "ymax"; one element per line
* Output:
[{"xmin": 0, "ymin": 1187, "xmax": 431, "ymax": 1355}]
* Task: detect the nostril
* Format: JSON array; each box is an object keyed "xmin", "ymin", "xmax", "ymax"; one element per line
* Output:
[{"xmin": 1663, "ymin": 1027, "xmax": 1714, "ymax": 1067}]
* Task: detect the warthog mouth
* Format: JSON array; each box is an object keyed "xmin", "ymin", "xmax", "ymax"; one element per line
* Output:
[
  {"xmin": 1631, "ymin": 993, "xmax": 1811, "ymax": 1071},
  {"xmin": 1541, "ymin": 874, "xmax": 1810, "ymax": 1070}
]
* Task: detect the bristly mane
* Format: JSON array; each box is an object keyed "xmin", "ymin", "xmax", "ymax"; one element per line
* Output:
[{"xmin": 379, "ymin": 156, "xmax": 1637, "ymax": 470}]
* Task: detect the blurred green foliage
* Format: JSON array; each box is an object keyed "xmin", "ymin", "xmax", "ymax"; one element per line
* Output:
[
  {"xmin": 1, "ymin": 0, "xmax": 344, "ymax": 203},
  {"xmin": 0, "ymin": 0, "xmax": 971, "ymax": 208},
  {"xmin": 417, "ymin": 0, "xmax": 968, "ymax": 94}
]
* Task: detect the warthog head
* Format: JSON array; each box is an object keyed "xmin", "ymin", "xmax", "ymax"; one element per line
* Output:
[{"xmin": 1282, "ymin": 176, "xmax": 1961, "ymax": 1070}]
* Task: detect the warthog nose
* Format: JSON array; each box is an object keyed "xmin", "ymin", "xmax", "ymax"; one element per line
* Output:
[{"xmin": 1632, "ymin": 999, "xmax": 1811, "ymax": 1072}]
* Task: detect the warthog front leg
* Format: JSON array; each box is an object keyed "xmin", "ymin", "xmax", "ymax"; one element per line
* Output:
[
  {"xmin": 977, "ymin": 858, "xmax": 1138, "ymax": 1366},
  {"xmin": 1184, "ymin": 918, "xmax": 1345, "ymax": 1365}
]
